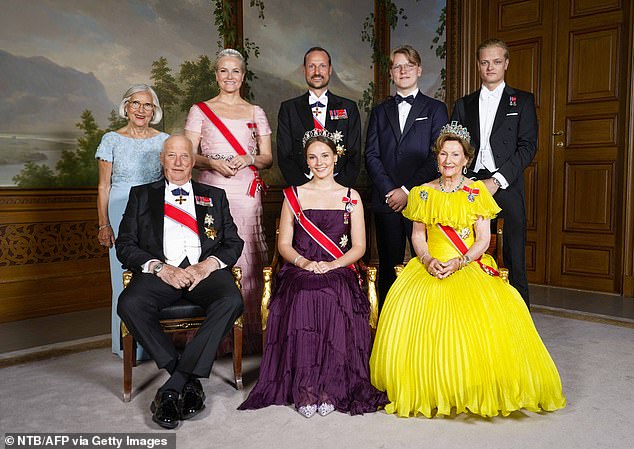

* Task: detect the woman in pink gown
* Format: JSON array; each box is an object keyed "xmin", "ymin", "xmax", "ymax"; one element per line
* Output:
[{"xmin": 185, "ymin": 49, "xmax": 272, "ymax": 353}]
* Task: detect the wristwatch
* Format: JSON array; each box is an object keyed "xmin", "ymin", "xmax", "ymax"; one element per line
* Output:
[{"xmin": 152, "ymin": 262, "xmax": 164, "ymax": 275}]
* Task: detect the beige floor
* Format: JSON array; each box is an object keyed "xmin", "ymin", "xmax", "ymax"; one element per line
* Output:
[{"xmin": 1, "ymin": 313, "xmax": 633, "ymax": 449}]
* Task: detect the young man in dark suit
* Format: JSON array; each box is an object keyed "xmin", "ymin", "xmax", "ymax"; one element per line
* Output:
[
  {"xmin": 451, "ymin": 38, "xmax": 537, "ymax": 306},
  {"xmin": 116, "ymin": 135, "xmax": 244, "ymax": 429},
  {"xmin": 365, "ymin": 45, "xmax": 449, "ymax": 308},
  {"xmin": 277, "ymin": 47, "xmax": 361, "ymax": 187}
]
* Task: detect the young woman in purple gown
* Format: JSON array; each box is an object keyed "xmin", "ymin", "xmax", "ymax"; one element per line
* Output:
[{"xmin": 239, "ymin": 133, "xmax": 388, "ymax": 418}]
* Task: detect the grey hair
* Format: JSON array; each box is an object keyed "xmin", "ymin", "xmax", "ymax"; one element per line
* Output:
[
  {"xmin": 118, "ymin": 84, "xmax": 163, "ymax": 125},
  {"xmin": 215, "ymin": 48, "xmax": 246, "ymax": 72}
]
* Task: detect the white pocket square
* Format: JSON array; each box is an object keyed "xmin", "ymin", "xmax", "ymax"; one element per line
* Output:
[
  {"xmin": 415, "ymin": 117, "xmax": 429, "ymax": 121},
  {"xmin": 506, "ymin": 112, "xmax": 519, "ymax": 116}
]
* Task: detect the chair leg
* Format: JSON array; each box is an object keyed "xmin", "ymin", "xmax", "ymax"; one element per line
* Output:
[
  {"xmin": 123, "ymin": 334, "xmax": 133, "ymax": 402},
  {"xmin": 232, "ymin": 323, "xmax": 243, "ymax": 390}
]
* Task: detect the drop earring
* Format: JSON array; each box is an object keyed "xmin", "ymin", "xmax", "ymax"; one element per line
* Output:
[{"xmin": 463, "ymin": 166, "xmax": 467, "ymax": 175}]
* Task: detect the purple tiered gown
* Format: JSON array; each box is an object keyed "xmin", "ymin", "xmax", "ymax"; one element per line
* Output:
[{"xmin": 239, "ymin": 208, "xmax": 388, "ymax": 415}]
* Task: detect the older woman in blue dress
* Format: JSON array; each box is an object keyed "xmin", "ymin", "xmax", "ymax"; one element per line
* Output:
[{"xmin": 96, "ymin": 84, "xmax": 169, "ymax": 358}]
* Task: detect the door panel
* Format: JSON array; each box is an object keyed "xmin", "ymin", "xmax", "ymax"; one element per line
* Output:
[
  {"xmin": 486, "ymin": 0, "xmax": 626, "ymax": 293},
  {"xmin": 489, "ymin": 0, "xmax": 552, "ymax": 284},
  {"xmin": 550, "ymin": 0, "xmax": 624, "ymax": 292}
]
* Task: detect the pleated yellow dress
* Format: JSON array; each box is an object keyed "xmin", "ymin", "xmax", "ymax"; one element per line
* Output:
[{"xmin": 370, "ymin": 181, "xmax": 566, "ymax": 418}]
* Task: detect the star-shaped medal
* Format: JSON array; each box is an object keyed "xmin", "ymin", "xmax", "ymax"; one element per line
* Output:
[
  {"xmin": 204, "ymin": 214, "xmax": 214, "ymax": 226},
  {"xmin": 205, "ymin": 227, "xmax": 217, "ymax": 240},
  {"xmin": 339, "ymin": 234, "xmax": 349, "ymax": 248}
]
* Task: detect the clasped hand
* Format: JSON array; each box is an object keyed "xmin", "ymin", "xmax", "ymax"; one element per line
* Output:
[
  {"xmin": 424, "ymin": 257, "xmax": 461, "ymax": 279},
  {"xmin": 299, "ymin": 259, "xmax": 340, "ymax": 274},
  {"xmin": 157, "ymin": 259, "xmax": 220, "ymax": 290}
]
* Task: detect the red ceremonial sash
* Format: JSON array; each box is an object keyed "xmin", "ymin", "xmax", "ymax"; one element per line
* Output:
[
  {"xmin": 196, "ymin": 102, "xmax": 267, "ymax": 197},
  {"xmin": 164, "ymin": 202, "xmax": 199, "ymax": 236},
  {"xmin": 437, "ymin": 223, "xmax": 500, "ymax": 277},
  {"xmin": 313, "ymin": 116, "xmax": 324, "ymax": 130},
  {"xmin": 283, "ymin": 187, "xmax": 358, "ymax": 276}
]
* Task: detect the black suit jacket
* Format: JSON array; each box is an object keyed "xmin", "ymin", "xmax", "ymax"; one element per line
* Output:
[
  {"xmin": 365, "ymin": 92, "xmax": 448, "ymax": 213},
  {"xmin": 277, "ymin": 91, "xmax": 361, "ymax": 187},
  {"xmin": 451, "ymin": 85, "xmax": 537, "ymax": 187},
  {"xmin": 116, "ymin": 180, "xmax": 244, "ymax": 273}
]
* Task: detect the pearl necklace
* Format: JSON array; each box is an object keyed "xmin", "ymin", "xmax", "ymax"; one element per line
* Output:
[{"xmin": 439, "ymin": 175, "xmax": 465, "ymax": 193}]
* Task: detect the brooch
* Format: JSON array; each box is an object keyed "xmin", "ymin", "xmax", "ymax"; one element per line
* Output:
[
  {"xmin": 331, "ymin": 130, "xmax": 346, "ymax": 156},
  {"xmin": 460, "ymin": 228, "xmax": 470, "ymax": 239},
  {"xmin": 339, "ymin": 234, "xmax": 349, "ymax": 248},
  {"xmin": 420, "ymin": 190, "xmax": 428, "ymax": 201},
  {"xmin": 509, "ymin": 95, "xmax": 517, "ymax": 107},
  {"xmin": 195, "ymin": 196, "xmax": 213, "ymax": 207}
]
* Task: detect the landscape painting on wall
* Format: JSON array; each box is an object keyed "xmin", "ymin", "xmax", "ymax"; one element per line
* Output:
[{"xmin": 0, "ymin": 0, "xmax": 445, "ymax": 188}]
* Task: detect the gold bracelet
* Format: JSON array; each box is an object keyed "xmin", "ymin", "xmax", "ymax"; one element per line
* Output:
[
  {"xmin": 98, "ymin": 224, "xmax": 111, "ymax": 231},
  {"xmin": 293, "ymin": 255, "xmax": 303, "ymax": 265}
]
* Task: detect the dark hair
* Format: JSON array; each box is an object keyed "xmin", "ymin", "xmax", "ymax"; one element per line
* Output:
[
  {"xmin": 477, "ymin": 38, "xmax": 510, "ymax": 60},
  {"xmin": 390, "ymin": 44, "xmax": 422, "ymax": 67},
  {"xmin": 303, "ymin": 47, "xmax": 332, "ymax": 66},
  {"xmin": 303, "ymin": 135, "xmax": 336, "ymax": 158},
  {"xmin": 433, "ymin": 133, "xmax": 475, "ymax": 166}
]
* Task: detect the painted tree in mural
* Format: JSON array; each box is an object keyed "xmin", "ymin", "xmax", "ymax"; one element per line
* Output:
[
  {"xmin": 13, "ymin": 110, "xmax": 124, "ymax": 187},
  {"xmin": 179, "ymin": 55, "xmax": 218, "ymax": 112},
  {"xmin": 151, "ymin": 57, "xmax": 182, "ymax": 131}
]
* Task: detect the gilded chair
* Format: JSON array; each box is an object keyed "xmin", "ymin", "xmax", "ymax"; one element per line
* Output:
[
  {"xmin": 395, "ymin": 218, "xmax": 508, "ymax": 281},
  {"xmin": 260, "ymin": 222, "xmax": 379, "ymax": 352},
  {"xmin": 121, "ymin": 266, "xmax": 244, "ymax": 402}
]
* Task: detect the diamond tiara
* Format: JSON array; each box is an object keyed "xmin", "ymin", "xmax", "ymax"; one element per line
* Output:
[
  {"xmin": 301, "ymin": 128, "xmax": 343, "ymax": 147},
  {"xmin": 440, "ymin": 121, "xmax": 471, "ymax": 142}
]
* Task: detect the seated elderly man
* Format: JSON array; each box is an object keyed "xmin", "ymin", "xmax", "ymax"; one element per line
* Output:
[{"xmin": 116, "ymin": 135, "xmax": 244, "ymax": 429}]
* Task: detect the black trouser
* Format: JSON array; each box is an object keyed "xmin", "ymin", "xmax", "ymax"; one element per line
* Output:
[
  {"xmin": 374, "ymin": 211, "xmax": 413, "ymax": 311},
  {"xmin": 118, "ymin": 268, "xmax": 244, "ymax": 378},
  {"xmin": 476, "ymin": 169, "xmax": 530, "ymax": 306}
]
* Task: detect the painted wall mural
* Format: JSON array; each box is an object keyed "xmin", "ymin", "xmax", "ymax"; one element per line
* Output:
[{"xmin": 0, "ymin": 0, "xmax": 445, "ymax": 188}]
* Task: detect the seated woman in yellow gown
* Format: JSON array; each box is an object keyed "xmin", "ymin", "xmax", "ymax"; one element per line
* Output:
[{"xmin": 370, "ymin": 122, "xmax": 566, "ymax": 418}]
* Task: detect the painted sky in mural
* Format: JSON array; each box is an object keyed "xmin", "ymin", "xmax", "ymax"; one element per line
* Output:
[{"xmin": 0, "ymin": 0, "xmax": 445, "ymax": 186}]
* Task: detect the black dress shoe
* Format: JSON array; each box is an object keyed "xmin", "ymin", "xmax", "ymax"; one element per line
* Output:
[
  {"xmin": 181, "ymin": 378, "xmax": 206, "ymax": 420},
  {"xmin": 150, "ymin": 390, "xmax": 180, "ymax": 429}
]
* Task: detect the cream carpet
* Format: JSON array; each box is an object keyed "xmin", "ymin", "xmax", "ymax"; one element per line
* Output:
[{"xmin": 1, "ymin": 313, "xmax": 632, "ymax": 449}]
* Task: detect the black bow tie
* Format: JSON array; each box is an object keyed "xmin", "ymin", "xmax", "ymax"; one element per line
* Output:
[
  {"xmin": 395, "ymin": 94, "xmax": 415, "ymax": 105},
  {"xmin": 310, "ymin": 101, "xmax": 326, "ymax": 108},
  {"xmin": 171, "ymin": 188, "xmax": 189, "ymax": 196}
]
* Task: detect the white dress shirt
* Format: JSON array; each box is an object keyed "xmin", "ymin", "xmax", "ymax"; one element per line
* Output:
[
  {"xmin": 162, "ymin": 181, "xmax": 200, "ymax": 267},
  {"xmin": 142, "ymin": 181, "xmax": 226, "ymax": 274},
  {"xmin": 308, "ymin": 90, "xmax": 328, "ymax": 128},
  {"xmin": 395, "ymin": 88, "xmax": 419, "ymax": 196},
  {"xmin": 476, "ymin": 82, "xmax": 509, "ymax": 188},
  {"xmin": 396, "ymin": 88, "xmax": 419, "ymax": 133}
]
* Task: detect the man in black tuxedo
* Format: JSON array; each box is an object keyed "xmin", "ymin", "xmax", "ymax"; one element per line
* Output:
[
  {"xmin": 365, "ymin": 45, "xmax": 448, "ymax": 308},
  {"xmin": 277, "ymin": 46, "xmax": 361, "ymax": 187},
  {"xmin": 451, "ymin": 38, "xmax": 537, "ymax": 306},
  {"xmin": 116, "ymin": 135, "xmax": 244, "ymax": 429}
]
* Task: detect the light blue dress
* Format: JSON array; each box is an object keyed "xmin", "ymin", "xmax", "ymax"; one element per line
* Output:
[{"xmin": 95, "ymin": 131, "xmax": 169, "ymax": 358}]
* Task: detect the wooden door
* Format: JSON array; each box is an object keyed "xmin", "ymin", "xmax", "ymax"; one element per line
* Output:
[
  {"xmin": 487, "ymin": 0, "xmax": 555, "ymax": 285},
  {"xmin": 549, "ymin": 0, "xmax": 626, "ymax": 292},
  {"xmin": 485, "ymin": 0, "xmax": 628, "ymax": 293}
]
